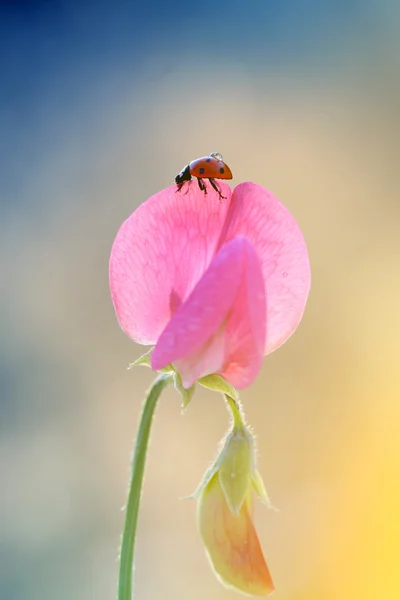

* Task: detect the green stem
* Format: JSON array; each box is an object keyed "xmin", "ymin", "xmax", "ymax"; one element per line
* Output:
[
  {"xmin": 225, "ymin": 394, "xmax": 245, "ymax": 430},
  {"xmin": 118, "ymin": 373, "xmax": 172, "ymax": 600}
]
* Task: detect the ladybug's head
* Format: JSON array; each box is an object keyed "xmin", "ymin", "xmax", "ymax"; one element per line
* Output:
[{"xmin": 175, "ymin": 164, "xmax": 191, "ymax": 184}]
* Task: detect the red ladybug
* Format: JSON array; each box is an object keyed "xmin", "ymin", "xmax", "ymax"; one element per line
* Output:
[{"xmin": 175, "ymin": 152, "xmax": 233, "ymax": 199}]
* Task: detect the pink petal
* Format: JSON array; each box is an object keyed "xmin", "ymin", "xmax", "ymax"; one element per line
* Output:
[
  {"xmin": 198, "ymin": 472, "xmax": 274, "ymax": 596},
  {"xmin": 109, "ymin": 182, "xmax": 232, "ymax": 344},
  {"xmin": 151, "ymin": 236, "xmax": 266, "ymax": 389},
  {"xmin": 220, "ymin": 182, "xmax": 311, "ymax": 354}
]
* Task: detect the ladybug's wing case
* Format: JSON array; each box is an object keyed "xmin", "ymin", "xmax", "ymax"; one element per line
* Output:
[{"xmin": 189, "ymin": 156, "xmax": 233, "ymax": 180}]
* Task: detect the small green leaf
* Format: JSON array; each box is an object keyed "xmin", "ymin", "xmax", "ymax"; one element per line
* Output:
[
  {"xmin": 198, "ymin": 374, "xmax": 238, "ymax": 401},
  {"xmin": 174, "ymin": 372, "xmax": 196, "ymax": 410},
  {"xmin": 127, "ymin": 348, "xmax": 153, "ymax": 369},
  {"xmin": 187, "ymin": 461, "xmax": 220, "ymax": 500},
  {"xmin": 127, "ymin": 348, "xmax": 174, "ymax": 373},
  {"xmin": 251, "ymin": 470, "xmax": 277, "ymax": 510}
]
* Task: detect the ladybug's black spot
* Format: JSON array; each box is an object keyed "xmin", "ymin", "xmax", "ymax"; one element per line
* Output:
[
  {"xmin": 199, "ymin": 167, "xmax": 205, "ymax": 174},
  {"xmin": 219, "ymin": 167, "xmax": 225, "ymax": 174},
  {"xmin": 206, "ymin": 158, "xmax": 211, "ymax": 162}
]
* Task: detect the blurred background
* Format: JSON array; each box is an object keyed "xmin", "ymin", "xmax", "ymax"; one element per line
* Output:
[{"xmin": 1, "ymin": 1, "xmax": 400, "ymax": 599}]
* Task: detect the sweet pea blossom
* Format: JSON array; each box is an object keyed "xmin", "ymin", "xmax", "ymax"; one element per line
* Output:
[
  {"xmin": 110, "ymin": 179, "xmax": 311, "ymax": 598},
  {"xmin": 109, "ymin": 181, "xmax": 310, "ymax": 389}
]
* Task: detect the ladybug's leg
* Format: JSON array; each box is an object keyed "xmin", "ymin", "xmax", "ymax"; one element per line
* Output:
[
  {"xmin": 209, "ymin": 178, "xmax": 226, "ymax": 200},
  {"xmin": 175, "ymin": 181, "xmax": 191, "ymax": 195},
  {"xmin": 197, "ymin": 178, "xmax": 207, "ymax": 195}
]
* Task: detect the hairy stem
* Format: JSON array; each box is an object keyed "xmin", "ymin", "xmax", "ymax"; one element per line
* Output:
[{"xmin": 118, "ymin": 373, "xmax": 172, "ymax": 600}]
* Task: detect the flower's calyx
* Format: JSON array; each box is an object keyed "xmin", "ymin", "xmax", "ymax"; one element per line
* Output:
[
  {"xmin": 198, "ymin": 374, "xmax": 238, "ymax": 402},
  {"xmin": 130, "ymin": 352, "xmax": 243, "ymax": 412},
  {"xmin": 128, "ymin": 347, "xmax": 173, "ymax": 373},
  {"xmin": 194, "ymin": 399, "xmax": 272, "ymax": 514},
  {"xmin": 129, "ymin": 348, "xmax": 195, "ymax": 409}
]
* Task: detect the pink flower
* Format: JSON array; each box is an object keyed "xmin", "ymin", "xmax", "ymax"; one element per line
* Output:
[{"xmin": 109, "ymin": 181, "xmax": 310, "ymax": 389}]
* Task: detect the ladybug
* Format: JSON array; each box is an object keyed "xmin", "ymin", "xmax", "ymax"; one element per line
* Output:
[{"xmin": 175, "ymin": 152, "xmax": 233, "ymax": 199}]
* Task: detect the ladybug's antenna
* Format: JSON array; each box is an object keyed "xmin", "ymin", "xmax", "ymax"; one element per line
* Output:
[{"xmin": 209, "ymin": 151, "xmax": 223, "ymax": 160}]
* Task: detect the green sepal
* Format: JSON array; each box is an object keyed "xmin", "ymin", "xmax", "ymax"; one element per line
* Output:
[
  {"xmin": 158, "ymin": 364, "xmax": 175, "ymax": 374},
  {"xmin": 127, "ymin": 348, "xmax": 153, "ymax": 369},
  {"xmin": 188, "ymin": 461, "xmax": 220, "ymax": 500},
  {"xmin": 251, "ymin": 469, "xmax": 277, "ymax": 511},
  {"xmin": 173, "ymin": 372, "xmax": 196, "ymax": 411},
  {"xmin": 191, "ymin": 423, "xmax": 255, "ymax": 514},
  {"xmin": 127, "ymin": 348, "xmax": 174, "ymax": 374},
  {"xmin": 198, "ymin": 374, "xmax": 238, "ymax": 402},
  {"xmin": 218, "ymin": 426, "xmax": 254, "ymax": 514}
]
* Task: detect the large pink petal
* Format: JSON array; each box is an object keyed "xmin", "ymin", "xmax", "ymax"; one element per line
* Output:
[
  {"xmin": 151, "ymin": 236, "xmax": 266, "ymax": 389},
  {"xmin": 109, "ymin": 182, "xmax": 232, "ymax": 344},
  {"xmin": 219, "ymin": 182, "xmax": 310, "ymax": 354}
]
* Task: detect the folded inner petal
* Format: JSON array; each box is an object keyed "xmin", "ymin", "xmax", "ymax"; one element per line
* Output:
[
  {"xmin": 173, "ymin": 322, "xmax": 227, "ymax": 388},
  {"xmin": 109, "ymin": 182, "xmax": 232, "ymax": 344},
  {"xmin": 151, "ymin": 237, "xmax": 244, "ymax": 381},
  {"xmin": 151, "ymin": 237, "xmax": 266, "ymax": 389},
  {"xmin": 219, "ymin": 237, "xmax": 266, "ymax": 389}
]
